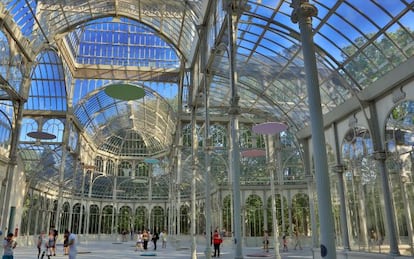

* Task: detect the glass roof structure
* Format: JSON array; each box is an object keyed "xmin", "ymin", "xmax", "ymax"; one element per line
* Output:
[{"xmin": 0, "ymin": 0, "xmax": 413, "ymax": 198}]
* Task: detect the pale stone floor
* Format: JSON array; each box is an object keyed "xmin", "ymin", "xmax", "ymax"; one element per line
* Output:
[
  {"xmin": 12, "ymin": 238, "xmax": 414, "ymax": 259},
  {"xmin": 13, "ymin": 240, "xmax": 314, "ymax": 259}
]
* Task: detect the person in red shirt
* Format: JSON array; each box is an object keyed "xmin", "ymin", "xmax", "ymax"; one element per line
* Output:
[{"xmin": 212, "ymin": 229, "xmax": 222, "ymax": 257}]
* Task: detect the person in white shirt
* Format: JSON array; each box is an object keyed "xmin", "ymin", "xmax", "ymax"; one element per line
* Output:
[
  {"xmin": 160, "ymin": 230, "xmax": 167, "ymax": 248},
  {"xmin": 64, "ymin": 229, "xmax": 77, "ymax": 259},
  {"xmin": 135, "ymin": 231, "xmax": 144, "ymax": 252},
  {"xmin": 3, "ymin": 233, "xmax": 17, "ymax": 259},
  {"xmin": 37, "ymin": 231, "xmax": 49, "ymax": 259}
]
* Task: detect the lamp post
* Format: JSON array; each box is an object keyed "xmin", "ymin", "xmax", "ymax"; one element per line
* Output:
[{"xmin": 253, "ymin": 122, "xmax": 288, "ymax": 259}]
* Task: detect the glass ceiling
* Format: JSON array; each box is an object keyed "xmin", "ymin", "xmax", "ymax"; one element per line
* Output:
[
  {"xmin": 74, "ymin": 85, "xmax": 177, "ymax": 157},
  {"xmin": 1, "ymin": 0, "xmax": 413, "ymax": 128},
  {"xmin": 0, "ymin": 0, "xmax": 413, "ymax": 197},
  {"xmin": 68, "ymin": 17, "xmax": 181, "ymax": 68},
  {"xmin": 208, "ymin": 0, "xmax": 413, "ymax": 130}
]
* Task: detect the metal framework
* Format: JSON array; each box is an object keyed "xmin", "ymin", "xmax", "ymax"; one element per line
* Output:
[{"xmin": 0, "ymin": 0, "xmax": 413, "ymax": 257}]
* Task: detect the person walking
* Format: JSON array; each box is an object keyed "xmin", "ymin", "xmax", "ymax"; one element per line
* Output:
[
  {"xmin": 152, "ymin": 230, "xmax": 159, "ymax": 250},
  {"xmin": 64, "ymin": 229, "xmax": 77, "ymax": 259},
  {"xmin": 294, "ymin": 231, "xmax": 302, "ymax": 250},
  {"xmin": 2, "ymin": 233, "xmax": 17, "ymax": 259},
  {"xmin": 63, "ymin": 231, "xmax": 69, "ymax": 255},
  {"xmin": 52, "ymin": 227, "xmax": 58, "ymax": 256},
  {"xmin": 160, "ymin": 230, "xmax": 167, "ymax": 248},
  {"xmin": 47, "ymin": 230, "xmax": 55, "ymax": 257},
  {"xmin": 212, "ymin": 229, "xmax": 222, "ymax": 257},
  {"xmin": 263, "ymin": 230, "xmax": 269, "ymax": 252},
  {"xmin": 37, "ymin": 231, "xmax": 49, "ymax": 259},
  {"xmin": 142, "ymin": 230, "xmax": 149, "ymax": 250},
  {"xmin": 37, "ymin": 231, "xmax": 44, "ymax": 258},
  {"xmin": 135, "ymin": 231, "xmax": 144, "ymax": 252},
  {"xmin": 282, "ymin": 234, "xmax": 288, "ymax": 252}
]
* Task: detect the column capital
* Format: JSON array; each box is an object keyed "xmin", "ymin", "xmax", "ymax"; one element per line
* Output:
[
  {"xmin": 222, "ymin": 0, "xmax": 243, "ymax": 14},
  {"xmin": 291, "ymin": 0, "xmax": 318, "ymax": 24},
  {"xmin": 228, "ymin": 105, "xmax": 240, "ymax": 115},
  {"xmin": 8, "ymin": 155, "xmax": 18, "ymax": 166},
  {"xmin": 229, "ymin": 96, "xmax": 240, "ymax": 115}
]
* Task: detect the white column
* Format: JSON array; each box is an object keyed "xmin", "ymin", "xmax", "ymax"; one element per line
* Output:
[
  {"xmin": 291, "ymin": 1, "xmax": 336, "ymax": 257},
  {"xmin": 79, "ymin": 166, "xmax": 86, "ymax": 236},
  {"xmin": 190, "ymin": 106, "xmax": 198, "ymax": 259},
  {"xmin": 111, "ymin": 176, "xmax": 117, "ymax": 236},
  {"xmin": 224, "ymin": 1, "xmax": 243, "ymax": 257}
]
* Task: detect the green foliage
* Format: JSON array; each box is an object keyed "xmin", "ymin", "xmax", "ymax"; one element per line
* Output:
[{"xmin": 342, "ymin": 28, "xmax": 413, "ymax": 88}]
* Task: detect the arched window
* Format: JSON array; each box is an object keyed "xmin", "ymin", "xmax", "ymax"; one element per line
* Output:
[
  {"xmin": 135, "ymin": 162, "xmax": 149, "ymax": 177},
  {"xmin": 210, "ymin": 124, "xmax": 227, "ymax": 148},
  {"xmin": 180, "ymin": 205, "xmax": 190, "ymax": 234},
  {"xmin": 42, "ymin": 118, "xmax": 64, "ymax": 143},
  {"xmin": 89, "ymin": 205, "xmax": 100, "ymax": 234},
  {"xmin": 119, "ymin": 161, "xmax": 132, "ymax": 177},
  {"xmin": 385, "ymin": 100, "xmax": 414, "ymax": 238},
  {"xmin": 341, "ymin": 126, "xmax": 378, "ymax": 245},
  {"xmin": 135, "ymin": 206, "xmax": 148, "ymax": 231},
  {"xmin": 19, "ymin": 118, "xmax": 38, "ymax": 142},
  {"xmin": 244, "ymin": 194, "xmax": 263, "ymax": 237},
  {"xmin": 151, "ymin": 206, "xmax": 165, "ymax": 232},
  {"xmin": 95, "ymin": 156, "xmax": 104, "ymax": 173},
  {"xmin": 292, "ymin": 193, "xmax": 310, "ymax": 236},
  {"xmin": 106, "ymin": 160, "xmax": 115, "ymax": 176},
  {"xmin": 101, "ymin": 205, "xmax": 114, "ymax": 234},
  {"xmin": 118, "ymin": 206, "xmax": 132, "ymax": 234}
]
